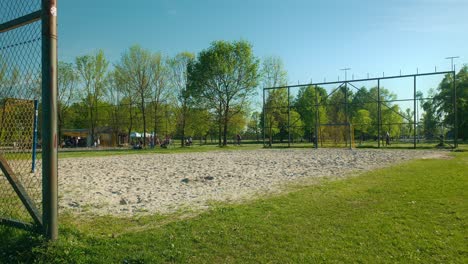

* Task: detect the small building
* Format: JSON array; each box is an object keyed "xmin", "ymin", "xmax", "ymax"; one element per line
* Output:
[{"xmin": 61, "ymin": 127, "xmax": 127, "ymax": 147}]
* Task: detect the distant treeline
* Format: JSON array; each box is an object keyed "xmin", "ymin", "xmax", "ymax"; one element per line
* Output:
[{"xmin": 1, "ymin": 40, "xmax": 466, "ymax": 146}]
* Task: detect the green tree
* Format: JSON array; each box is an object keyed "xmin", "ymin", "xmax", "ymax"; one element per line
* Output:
[
  {"xmin": 168, "ymin": 52, "xmax": 196, "ymax": 146},
  {"xmin": 259, "ymin": 56, "xmax": 288, "ymax": 146},
  {"xmin": 434, "ymin": 66, "xmax": 468, "ymax": 140},
  {"xmin": 294, "ymin": 85, "xmax": 327, "ymax": 142},
  {"xmin": 352, "ymin": 109, "xmax": 372, "ymax": 144},
  {"xmin": 325, "ymin": 87, "xmax": 350, "ymax": 145},
  {"xmin": 114, "ymin": 45, "xmax": 157, "ymax": 147},
  {"xmin": 381, "ymin": 105, "xmax": 403, "ymax": 139},
  {"xmin": 185, "ymin": 108, "xmax": 211, "ymax": 143},
  {"xmin": 288, "ymin": 110, "xmax": 304, "ymax": 142},
  {"xmin": 246, "ymin": 111, "xmax": 261, "ymax": 142},
  {"xmin": 261, "ymin": 56, "xmax": 287, "ymax": 88},
  {"xmin": 112, "ymin": 73, "xmax": 138, "ymax": 144},
  {"xmin": 401, "ymin": 108, "xmax": 414, "ymax": 137},
  {"xmin": 58, "ymin": 61, "xmax": 78, "ymax": 139},
  {"xmin": 76, "ymin": 50, "xmax": 109, "ymax": 145},
  {"xmin": 190, "ymin": 40, "xmax": 259, "ymax": 146},
  {"xmin": 105, "ymin": 70, "xmax": 126, "ymax": 146},
  {"xmin": 150, "ymin": 52, "xmax": 169, "ymax": 137},
  {"xmin": 421, "ymin": 89, "xmax": 440, "ymax": 139},
  {"xmin": 262, "ymin": 88, "xmax": 288, "ymax": 145}
]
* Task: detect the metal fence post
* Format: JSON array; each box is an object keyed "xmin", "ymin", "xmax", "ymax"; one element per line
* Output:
[
  {"xmin": 377, "ymin": 79, "xmax": 381, "ymax": 148},
  {"xmin": 31, "ymin": 100, "xmax": 39, "ymax": 173},
  {"xmin": 41, "ymin": 0, "xmax": 58, "ymax": 240},
  {"xmin": 345, "ymin": 82, "xmax": 351, "ymax": 149},
  {"xmin": 314, "ymin": 85, "xmax": 319, "ymax": 149},
  {"xmin": 413, "ymin": 76, "xmax": 417, "ymax": 149},
  {"xmin": 263, "ymin": 88, "xmax": 265, "ymax": 147},
  {"xmin": 287, "ymin": 87, "xmax": 290, "ymax": 148},
  {"xmin": 453, "ymin": 69, "xmax": 458, "ymax": 148}
]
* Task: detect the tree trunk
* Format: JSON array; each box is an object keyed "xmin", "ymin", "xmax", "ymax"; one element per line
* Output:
[
  {"xmin": 58, "ymin": 111, "xmax": 63, "ymax": 144},
  {"xmin": 222, "ymin": 105, "xmax": 229, "ymax": 146},
  {"xmin": 223, "ymin": 118, "xmax": 228, "ymax": 146},
  {"xmin": 141, "ymin": 96, "xmax": 146, "ymax": 147},
  {"xmin": 181, "ymin": 104, "xmax": 187, "ymax": 147},
  {"xmin": 89, "ymin": 103, "xmax": 95, "ymax": 147},
  {"xmin": 127, "ymin": 104, "xmax": 133, "ymax": 144},
  {"xmin": 153, "ymin": 102, "xmax": 159, "ymax": 137},
  {"xmin": 218, "ymin": 122, "xmax": 222, "ymax": 146}
]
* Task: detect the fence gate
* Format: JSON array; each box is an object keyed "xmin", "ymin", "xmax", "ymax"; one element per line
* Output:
[{"xmin": 0, "ymin": 0, "xmax": 58, "ymax": 239}]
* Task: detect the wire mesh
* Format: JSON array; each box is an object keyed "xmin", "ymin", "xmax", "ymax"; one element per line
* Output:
[
  {"xmin": 0, "ymin": 0, "xmax": 42, "ymax": 226},
  {"xmin": 0, "ymin": 0, "xmax": 41, "ymax": 24},
  {"xmin": 263, "ymin": 71, "xmax": 456, "ymax": 149}
]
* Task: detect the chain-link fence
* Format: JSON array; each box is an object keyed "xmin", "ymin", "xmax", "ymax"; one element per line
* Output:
[
  {"xmin": 263, "ymin": 71, "xmax": 457, "ymax": 149},
  {"xmin": 0, "ymin": 0, "xmax": 45, "ymax": 232}
]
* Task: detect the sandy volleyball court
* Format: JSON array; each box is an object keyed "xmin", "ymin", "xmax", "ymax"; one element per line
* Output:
[{"xmin": 58, "ymin": 149, "xmax": 443, "ymax": 216}]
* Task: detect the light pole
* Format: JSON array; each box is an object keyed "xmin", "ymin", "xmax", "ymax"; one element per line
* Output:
[
  {"xmin": 445, "ymin": 56, "xmax": 459, "ymax": 71},
  {"xmin": 340, "ymin": 68, "xmax": 351, "ymax": 81}
]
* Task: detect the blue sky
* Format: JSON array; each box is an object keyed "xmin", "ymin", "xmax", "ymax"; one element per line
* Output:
[{"xmin": 59, "ymin": 0, "xmax": 467, "ymax": 94}]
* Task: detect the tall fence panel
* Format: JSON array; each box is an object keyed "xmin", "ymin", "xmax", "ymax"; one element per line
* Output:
[
  {"xmin": 263, "ymin": 71, "xmax": 457, "ymax": 149},
  {"xmin": 0, "ymin": 0, "xmax": 58, "ymax": 239}
]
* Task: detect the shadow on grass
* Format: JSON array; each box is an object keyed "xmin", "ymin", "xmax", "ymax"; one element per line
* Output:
[{"xmin": 0, "ymin": 227, "xmax": 43, "ymax": 263}]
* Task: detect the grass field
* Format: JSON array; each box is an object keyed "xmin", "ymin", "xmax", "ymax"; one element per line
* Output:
[{"xmin": 1, "ymin": 150, "xmax": 467, "ymax": 263}]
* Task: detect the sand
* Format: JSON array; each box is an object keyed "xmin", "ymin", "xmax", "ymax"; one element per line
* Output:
[{"xmin": 58, "ymin": 148, "xmax": 444, "ymax": 216}]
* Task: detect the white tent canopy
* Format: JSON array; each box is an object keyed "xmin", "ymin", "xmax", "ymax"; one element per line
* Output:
[{"xmin": 129, "ymin": 132, "xmax": 154, "ymax": 138}]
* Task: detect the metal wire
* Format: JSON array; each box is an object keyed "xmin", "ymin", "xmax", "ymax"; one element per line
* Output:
[
  {"xmin": 0, "ymin": 0, "xmax": 42, "ymax": 228},
  {"xmin": 263, "ymin": 72, "xmax": 455, "ymax": 148}
]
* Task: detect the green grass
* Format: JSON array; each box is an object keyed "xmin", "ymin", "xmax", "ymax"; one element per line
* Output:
[{"xmin": 1, "ymin": 151, "xmax": 467, "ymax": 263}]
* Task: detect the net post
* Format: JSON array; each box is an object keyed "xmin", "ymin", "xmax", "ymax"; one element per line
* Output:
[
  {"xmin": 41, "ymin": 0, "xmax": 58, "ymax": 240},
  {"xmin": 377, "ymin": 79, "xmax": 381, "ymax": 148},
  {"xmin": 287, "ymin": 87, "xmax": 290, "ymax": 148},
  {"xmin": 345, "ymin": 82, "xmax": 351, "ymax": 149},
  {"xmin": 314, "ymin": 85, "xmax": 319, "ymax": 149},
  {"xmin": 413, "ymin": 76, "xmax": 417, "ymax": 149},
  {"xmin": 262, "ymin": 88, "xmax": 265, "ymax": 147},
  {"xmin": 453, "ymin": 69, "xmax": 458, "ymax": 148}
]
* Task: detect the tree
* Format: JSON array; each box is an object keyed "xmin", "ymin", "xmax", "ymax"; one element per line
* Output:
[
  {"xmin": 150, "ymin": 52, "xmax": 169, "ymax": 138},
  {"xmin": 114, "ymin": 45, "xmax": 156, "ymax": 147},
  {"xmin": 168, "ymin": 52, "xmax": 195, "ymax": 146},
  {"xmin": 434, "ymin": 66, "xmax": 468, "ymax": 140},
  {"xmin": 105, "ymin": 70, "xmax": 126, "ymax": 146},
  {"xmin": 381, "ymin": 105, "xmax": 403, "ymax": 138},
  {"xmin": 401, "ymin": 108, "xmax": 414, "ymax": 137},
  {"xmin": 294, "ymin": 85, "xmax": 327, "ymax": 142},
  {"xmin": 261, "ymin": 56, "xmax": 287, "ymax": 88},
  {"xmin": 76, "ymin": 50, "xmax": 109, "ymax": 145},
  {"xmin": 288, "ymin": 110, "xmax": 304, "ymax": 142},
  {"xmin": 58, "ymin": 61, "xmax": 78, "ymax": 139},
  {"xmin": 262, "ymin": 88, "xmax": 288, "ymax": 145},
  {"xmin": 185, "ymin": 108, "xmax": 211, "ymax": 143},
  {"xmin": 113, "ymin": 71, "xmax": 138, "ymax": 144},
  {"xmin": 326, "ymin": 87, "xmax": 349, "ymax": 145},
  {"xmin": 246, "ymin": 111, "xmax": 261, "ymax": 142},
  {"xmin": 420, "ymin": 89, "xmax": 440, "ymax": 139},
  {"xmin": 352, "ymin": 109, "xmax": 372, "ymax": 144},
  {"xmin": 190, "ymin": 40, "xmax": 259, "ymax": 146},
  {"xmin": 259, "ymin": 56, "xmax": 288, "ymax": 146}
]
